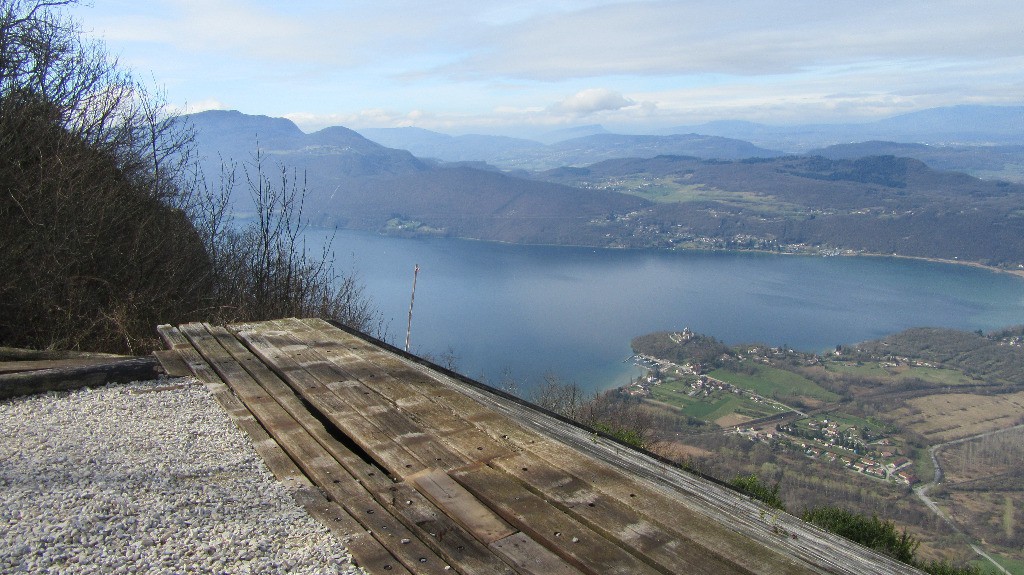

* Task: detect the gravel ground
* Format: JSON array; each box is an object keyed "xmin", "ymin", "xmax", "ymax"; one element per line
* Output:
[{"xmin": 0, "ymin": 377, "xmax": 367, "ymax": 575}]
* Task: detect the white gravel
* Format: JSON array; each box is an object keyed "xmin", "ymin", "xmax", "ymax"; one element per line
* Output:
[{"xmin": 0, "ymin": 377, "xmax": 367, "ymax": 575}]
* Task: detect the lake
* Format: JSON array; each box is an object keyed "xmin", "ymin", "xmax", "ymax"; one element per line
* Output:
[{"xmin": 305, "ymin": 228, "xmax": 1024, "ymax": 395}]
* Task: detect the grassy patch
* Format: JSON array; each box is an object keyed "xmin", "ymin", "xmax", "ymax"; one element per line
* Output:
[
  {"xmin": 911, "ymin": 448, "xmax": 936, "ymax": 484},
  {"xmin": 648, "ymin": 378, "xmax": 777, "ymax": 421},
  {"xmin": 819, "ymin": 412, "xmax": 891, "ymax": 431},
  {"xmin": 825, "ymin": 361, "xmax": 977, "ymax": 386},
  {"xmin": 604, "ymin": 177, "xmax": 808, "ymax": 215},
  {"xmin": 977, "ymin": 553, "xmax": 1024, "ymax": 575},
  {"xmin": 710, "ymin": 365, "xmax": 840, "ymax": 402}
]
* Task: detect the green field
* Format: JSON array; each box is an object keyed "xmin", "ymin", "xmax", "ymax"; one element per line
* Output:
[
  {"xmin": 648, "ymin": 378, "xmax": 778, "ymax": 421},
  {"xmin": 977, "ymin": 553, "xmax": 1024, "ymax": 575},
  {"xmin": 601, "ymin": 176, "xmax": 809, "ymax": 215},
  {"xmin": 709, "ymin": 365, "xmax": 840, "ymax": 402}
]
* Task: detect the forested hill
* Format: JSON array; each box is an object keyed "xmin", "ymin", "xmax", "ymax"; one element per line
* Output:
[
  {"xmin": 191, "ymin": 111, "xmax": 1024, "ymax": 269},
  {"xmin": 188, "ymin": 110, "xmax": 651, "ymax": 243},
  {"xmin": 534, "ymin": 154, "xmax": 1024, "ymax": 268},
  {"xmin": 356, "ymin": 127, "xmax": 783, "ymax": 170},
  {"xmin": 808, "ymin": 141, "xmax": 1024, "ymax": 183},
  {"xmin": 851, "ymin": 326, "xmax": 1024, "ymax": 385}
]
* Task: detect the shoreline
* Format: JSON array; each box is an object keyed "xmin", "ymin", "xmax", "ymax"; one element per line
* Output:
[
  {"xmin": 877, "ymin": 253, "xmax": 1024, "ymax": 279},
  {"xmin": 356, "ymin": 225, "xmax": 1024, "ymax": 281}
]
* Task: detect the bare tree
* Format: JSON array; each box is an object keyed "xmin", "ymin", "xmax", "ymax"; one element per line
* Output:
[
  {"xmin": 188, "ymin": 148, "xmax": 382, "ymax": 334},
  {"xmin": 0, "ymin": 0, "xmax": 380, "ymax": 352},
  {"xmin": 529, "ymin": 373, "xmax": 588, "ymax": 420}
]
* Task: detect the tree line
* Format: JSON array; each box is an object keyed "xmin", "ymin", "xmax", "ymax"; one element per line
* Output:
[
  {"xmin": 527, "ymin": 373, "xmax": 982, "ymax": 574},
  {"xmin": 0, "ymin": 0, "xmax": 379, "ymax": 354}
]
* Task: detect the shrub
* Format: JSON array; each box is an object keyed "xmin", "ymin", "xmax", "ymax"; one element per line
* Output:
[
  {"xmin": 802, "ymin": 506, "xmax": 918, "ymax": 564},
  {"xmin": 0, "ymin": 1, "xmax": 379, "ymax": 353},
  {"xmin": 732, "ymin": 473, "xmax": 786, "ymax": 510}
]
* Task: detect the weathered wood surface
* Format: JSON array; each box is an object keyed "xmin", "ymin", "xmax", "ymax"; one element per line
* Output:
[
  {"xmin": 0, "ymin": 347, "xmax": 126, "ymax": 361},
  {"xmin": 159, "ymin": 318, "xmax": 926, "ymax": 575},
  {"xmin": 179, "ymin": 322, "xmax": 454, "ymax": 575},
  {"xmin": 156, "ymin": 325, "xmax": 416, "ymax": 575},
  {"xmin": 0, "ymin": 357, "xmax": 136, "ymax": 374},
  {"xmin": 0, "ymin": 356, "xmax": 160, "ymax": 400},
  {"xmin": 151, "ymin": 349, "xmax": 192, "ymax": 377}
]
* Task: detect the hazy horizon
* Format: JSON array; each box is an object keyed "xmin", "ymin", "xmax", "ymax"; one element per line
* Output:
[
  {"xmin": 71, "ymin": 1, "xmax": 1024, "ymax": 135},
  {"xmin": 195, "ymin": 103, "xmax": 1024, "ymax": 144}
]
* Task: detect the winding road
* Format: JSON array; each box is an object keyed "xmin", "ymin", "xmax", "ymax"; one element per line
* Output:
[{"xmin": 913, "ymin": 424, "xmax": 1024, "ymax": 575}]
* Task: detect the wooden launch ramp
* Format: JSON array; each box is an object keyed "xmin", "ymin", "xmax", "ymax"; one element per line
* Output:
[{"xmin": 157, "ymin": 318, "xmax": 921, "ymax": 575}]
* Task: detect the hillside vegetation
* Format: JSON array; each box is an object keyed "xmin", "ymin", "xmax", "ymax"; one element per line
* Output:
[
  {"xmin": 810, "ymin": 141, "xmax": 1024, "ymax": 183},
  {"xmin": 626, "ymin": 325, "xmax": 1024, "ymax": 569},
  {"xmin": 194, "ymin": 111, "xmax": 1024, "ymax": 270},
  {"xmin": 0, "ymin": 1, "xmax": 376, "ymax": 354},
  {"xmin": 851, "ymin": 327, "xmax": 1024, "ymax": 384},
  {"xmin": 537, "ymin": 155, "xmax": 1024, "ymax": 267}
]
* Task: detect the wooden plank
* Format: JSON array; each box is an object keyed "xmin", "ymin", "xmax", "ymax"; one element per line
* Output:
[
  {"xmin": 289, "ymin": 485, "xmax": 417, "ymax": 575},
  {"xmin": 235, "ymin": 326, "xmax": 435, "ymax": 476},
  {"xmin": 293, "ymin": 320, "xmax": 548, "ymax": 452},
  {"xmin": 490, "ymin": 532, "xmax": 585, "ymax": 575},
  {"xmin": 450, "ymin": 464, "xmax": 663, "ymax": 575},
  {"xmin": 491, "ymin": 452, "xmax": 753, "ymax": 575},
  {"xmin": 0, "ymin": 357, "xmax": 138, "ymax": 374},
  {"xmin": 375, "ymin": 482, "xmax": 518, "ymax": 575},
  {"xmin": 205, "ymin": 325, "xmax": 394, "ymax": 492},
  {"xmin": 233, "ymin": 326, "xmax": 460, "ymax": 477},
  {"xmin": 312, "ymin": 377, "xmax": 465, "ymax": 470},
  {"xmin": 152, "ymin": 349, "xmax": 192, "ymax": 377},
  {"xmin": 277, "ymin": 319, "xmax": 515, "ymax": 464},
  {"xmin": 208, "ymin": 324, "xmax": 528, "ymax": 575},
  {"xmin": 157, "ymin": 327, "xmax": 406, "ymax": 574},
  {"xmin": 407, "ymin": 469, "xmax": 517, "ymax": 544},
  {"xmin": 0, "ymin": 356, "xmax": 160, "ymax": 400},
  {"xmin": 281, "ymin": 329, "xmax": 518, "ymax": 466},
  {"xmin": 518, "ymin": 437, "xmax": 819, "ymax": 575},
  {"xmin": 0, "ymin": 347, "xmax": 126, "ymax": 361},
  {"xmin": 177, "ymin": 323, "xmax": 451, "ymax": 575}
]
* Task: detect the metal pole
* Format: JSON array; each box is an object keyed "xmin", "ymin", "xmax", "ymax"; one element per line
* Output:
[{"xmin": 405, "ymin": 264, "xmax": 419, "ymax": 352}]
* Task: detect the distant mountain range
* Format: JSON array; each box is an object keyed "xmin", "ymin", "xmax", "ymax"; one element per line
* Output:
[
  {"xmin": 189, "ymin": 110, "xmax": 427, "ymax": 181},
  {"xmin": 187, "ymin": 107, "xmax": 1024, "ymax": 269},
  {"xmin": 666, "ymin": 105, "xmax": 1024, "ymax": 150},
  {"xmin": 355, "ymin": 105, "xmax": 1024, "ymax": 180},
  {"xmin": 808, "ymin": 141, "xmax": 1024, "ymax": 182},
  {"xmin": 187, "ymin": 110, "xmax": 647, "ymax": 242},
  {"xmin": 357, "ymin": 127, "xmax": 782, "ymax": 170}
]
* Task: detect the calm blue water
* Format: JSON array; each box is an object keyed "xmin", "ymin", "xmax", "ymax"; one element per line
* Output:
[{"xmin": 306, "ymin": 229, "xmax": 1024, "ymax": 394}]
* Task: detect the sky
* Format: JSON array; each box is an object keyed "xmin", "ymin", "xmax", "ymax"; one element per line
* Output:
[{"xmin": 68, "ymin": 0, "xmax": 1024, "ymax": 136}]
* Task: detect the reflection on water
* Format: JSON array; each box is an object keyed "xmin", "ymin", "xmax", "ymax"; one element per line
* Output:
[{"xmin": 307, "ymin": 228, "xmax": 1024, "ymax": 394}]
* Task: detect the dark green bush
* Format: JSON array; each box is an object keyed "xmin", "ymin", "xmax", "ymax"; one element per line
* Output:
[
  {"xmin": 731, "ymin": 473, "xmax": 786, "ymax": 510},
  {"xmin": 804, "ymin": 506, "xmax": 918, "ymax": 564}
]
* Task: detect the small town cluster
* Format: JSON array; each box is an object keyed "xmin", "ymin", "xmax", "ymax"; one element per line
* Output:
[
  {"xmin": 627, "ymin": 340, "xmax": 921, "ymax": 487},
  {"xmin": 627, "ymin": 350, "xmax": 784, "ymax": 410},
  {"xmin": 740, "ymin": 418, "xmax": 919, "ymax": 486}
]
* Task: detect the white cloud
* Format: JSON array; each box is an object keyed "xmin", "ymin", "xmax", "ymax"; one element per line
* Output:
[
  {"xmin": 439, "ymin": 0, "xmax": 1024, "ymax": 80},
  {"xmin": 174, "ymin": 98, "xmax": 229, "ymax": 115},
  {"xmin": 284, "ymin": 108, "xmax": 443, "ymax": 132},
  {"xmin": 70, "ymin": 0, "xmax": 1024, "ymax": 132},
  {"xmin": 549, "ymin": 88, "xmax": 636, "ymax": 115}
]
